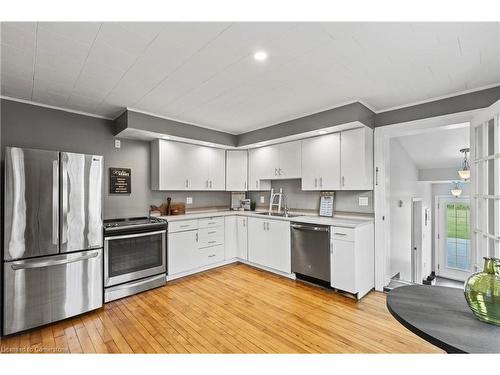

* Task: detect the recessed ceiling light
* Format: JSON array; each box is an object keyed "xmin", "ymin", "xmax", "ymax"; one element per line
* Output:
[
  {"xmin": 318, "ymin": 130, "xmax": 327, "ymax": 135},
  {"xmin": 162, "ymin": 135, "xmax": 170, "ymax": 139},
  {"xmin": 253, "ymin": 51, "xmax": 268, "ymax": 61}
]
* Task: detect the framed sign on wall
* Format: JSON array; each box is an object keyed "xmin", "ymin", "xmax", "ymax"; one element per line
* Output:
[{"xmin": 109, "ymin": 168, "xmax": 131, "ymax": 194}]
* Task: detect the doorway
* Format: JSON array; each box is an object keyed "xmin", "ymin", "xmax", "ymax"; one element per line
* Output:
[
  {"xmin": 411, "ymin": 198, "xmax": 423, "ymax": 283},
  {"xmin": 436, "ymin": 196, "xmax": 471, "ymax": 281}
]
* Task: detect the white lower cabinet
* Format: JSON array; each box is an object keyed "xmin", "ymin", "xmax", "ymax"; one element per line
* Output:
[
  {"xmin": 168, "ymin": 230, "xmax": 199, "ymax": 275},
  {"xmin": 236, "ymin": 216, "xmax": 248, "ymax": 260},
  {"xmin": 330, "ymin": 224, "xmax": 374, "ymax": 299},
  {"xmin": 168, "ymin": 217, "xmax": 226, "ymax": 278},
  {"xmin": 247, "ymin": 217, "xmax": 291, "ymax": 274},
  {"xmin": 224, "ymin": 215, "xmax": 248, "ymax": 260}
]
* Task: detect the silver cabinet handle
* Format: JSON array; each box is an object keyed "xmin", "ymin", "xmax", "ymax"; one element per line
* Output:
[
  {"xmin": 274, "ymin": 168, "xmax": 278, "ymax": 176},
  {"xmin": 319, "ymin": 177, "xmax": 323, "ymax": 187},
  {"xmin": 256, "ymin": 180, "xmax": 258, "ymax": 188},
  {"xmin": 185, "ymin": 179, "xmax": 189, "ymax": 188},
  {"xmin": 243, "ymin": 219, "xmax": 246, "ymax": 227},
  {"xmin": 208, "ymin": 254, "xmax": 216, "ymax": 258},
  {"xmin": 334, "ymin": 232, "xmax": 347, "ymax": 236},
  {"xmin": 263, "ymin": 221, "xmax": 266, "ymax": 230},
  {"xmin": 342, "ymin": 176, "xmax": 345, "ymax": 187},
  {"xmin": 180, "ymin": 224, "xmax": 190, "ymax": 228},
  {"xmin": 375, "ymin": 167, "xmax": 379, "ymax": 186},
  {"xmin": 278, "ymin": 168, "xmax": 283, "ymax": 176},
  {"xmin": 11, "ymin": 251, "xmax": 99, "ymax": 270},
  {"xmin": 196, "ymin": 232, "xmax": 199, "ymax": 242},
  {"xmin": 244, "ymin": 181, "xmax": 247, "ymax": 190},
  {"xmin": 314, "ymin": 178, "xmax": 317, "ymax": 188},
  {"xmin": 266, "ymin": 222, "xmax": 270, "ymax": 231},
  {"xmin": 52, "ymin": 159, "xmax": 59, "ymax": 245},
  {"xmin": 208, "ymin": 231, "xmax": 216, "ymax": 234},
  {"xmin": 208, "ymin": 240, "xmax": 217, "ymax": 244}
]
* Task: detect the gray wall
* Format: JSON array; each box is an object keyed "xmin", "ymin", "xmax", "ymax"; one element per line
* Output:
[
  {"xmin": 1, "ymin": 99, "xmax": 230, "ymax": 219},
  {"xmin": 248, "ymin": 179, "xmax": 374, "ymax": 214}
]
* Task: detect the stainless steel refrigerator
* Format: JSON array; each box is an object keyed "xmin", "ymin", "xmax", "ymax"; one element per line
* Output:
[{"xmin": 3, "ymin": 147, "xmax": 104, "ymax": 335}]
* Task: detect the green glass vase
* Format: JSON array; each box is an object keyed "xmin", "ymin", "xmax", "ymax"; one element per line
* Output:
[{"xmin": 464, "ymin": 257, "xmax": 500, "ymax": 326}]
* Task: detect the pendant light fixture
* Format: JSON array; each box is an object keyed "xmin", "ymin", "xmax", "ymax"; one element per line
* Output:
[
  {"xmin": 458, "ymin": 147, "xmax": 470, "ymax": 180},
  {"xmin": 451, "ymin": 181, "xmax": 463, "ymax": 197}
]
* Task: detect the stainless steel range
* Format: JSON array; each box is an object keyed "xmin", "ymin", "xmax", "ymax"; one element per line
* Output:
[{"xmin": 103, "ymin": 217, "xmax": 167, "ymax": 302}]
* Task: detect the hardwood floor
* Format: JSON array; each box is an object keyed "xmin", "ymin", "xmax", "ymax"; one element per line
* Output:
[{"xmin": 0, "ymin": 263, "xmax": 443, "ymax": 354}]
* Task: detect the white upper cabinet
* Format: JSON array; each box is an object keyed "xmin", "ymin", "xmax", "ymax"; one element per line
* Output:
[
  {"xmin": 248, "ymin": 140, "xmax": 301, "ymax": 188},
  {"xmin": 207, "ymin": 147, "xmax": 226, "ymax": 190},
  {"xmin": 226, "ymin": 150, "xmax": 248, "ymax": 191},
  {"xmin": 274, "ymin": 141, "xmax": 301, "ymax": 179},
  {"xmin": 340, "ymin": 127, "xmax": 374, "ymax": 190},
  {"xmin": 151, "ymin": 139, "xmax": 226, "ymax": 191},
  {"xmin": 248, "ymin": 148, "xmax": 271, "ymax": 191},
  {"xmin": 301, "ymin": 133, "xmax": 341, "ymax": 190}
]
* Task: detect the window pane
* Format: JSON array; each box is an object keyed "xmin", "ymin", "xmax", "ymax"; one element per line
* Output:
[
  {"xmin": 488, "ymin": 198, "xmax": 495, "ymax": 236},
  {"xmin": 488, "ymin": 118, "xmax": 495, "ymax": 156},
  {"xmin": 446, "ymin": 202, "xmax": 471, "ymax": 271},
  {"xmin": 488, "ymin": 159, "xmax": 495, "ymax": 195},
  {"xmin": 476, "ymin": 161, "xmax": 484, "ymax": 195},
  {"xmin": 475, "ymin": 125, "xmax": 483, "ymax": 159}
]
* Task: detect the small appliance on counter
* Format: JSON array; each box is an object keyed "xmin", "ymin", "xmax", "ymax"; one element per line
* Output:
[
  {"xmin": 241, "ymin": 199, "xmax": 251, "ymax": 211},
  {"xmin": 103, "ymin": 216, "xmax": 167, "ymax": 302},
  {"xmin": 231, "ymin": 192, "xmax": 246, "ymax": 210}
]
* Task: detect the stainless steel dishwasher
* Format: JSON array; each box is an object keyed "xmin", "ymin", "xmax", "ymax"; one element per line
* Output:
[{"xmin": 291, "ymin": 223, "xmax": 331, "ymax": 283}]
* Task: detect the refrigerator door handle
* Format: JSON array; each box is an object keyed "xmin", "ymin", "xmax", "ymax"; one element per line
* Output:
[
  {"xmin": 52, "ymin": 160, "xmax": 59, "ymax": 245},
  {"xmin": 61, "ymin": 156, "xmax": 68, "ymax": 245},
  {"xmin": 10, "ymin": 251, "xmax": 100, "ymax": 270}
]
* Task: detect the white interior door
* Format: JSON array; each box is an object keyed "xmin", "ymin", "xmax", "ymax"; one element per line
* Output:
[
  {"xmin": 437, "ymin": 197, "xmax": 472, "ymax": 281},
  {"xmin": 411, "ymin": 199, "xmax": 423, "ymax": 283},
  {"xmin": 471, "ymin": 100, "xmax": 500, "ymax": 270}
]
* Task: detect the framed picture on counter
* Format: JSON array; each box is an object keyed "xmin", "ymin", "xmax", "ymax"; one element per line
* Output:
[{"xmin": 109, "ymin": 167, "xmax": 131, "ymax": 194}]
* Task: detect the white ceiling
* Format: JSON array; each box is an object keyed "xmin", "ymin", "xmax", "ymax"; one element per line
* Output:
[
  {"xmin": 1, "ymin": 22, "xmax": 499, "ymax": 134},
  {"xmin": 395, "ymin": 125, "xmax": 470, "ymax": 169}
]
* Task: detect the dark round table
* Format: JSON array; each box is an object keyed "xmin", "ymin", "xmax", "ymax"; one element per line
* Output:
[{"xmin": 387, "ymin": 285, "xmax": 500, "ymax": 353}]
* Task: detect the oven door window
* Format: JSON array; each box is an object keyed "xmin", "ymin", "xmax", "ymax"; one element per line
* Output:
[{"xmin": 106, "ymin": 232, "xmax": 165, "ymax": 282}]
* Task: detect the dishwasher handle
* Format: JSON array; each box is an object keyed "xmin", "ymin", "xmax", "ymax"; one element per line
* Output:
[{"xmin": 291, "ymin": 223, "xmax": 330, "ymax": 232}]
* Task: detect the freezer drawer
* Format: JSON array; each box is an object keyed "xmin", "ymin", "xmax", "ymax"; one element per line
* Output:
[{"xmin": 3, "ymin": 249, "xmax": 103, "ymax": 336}]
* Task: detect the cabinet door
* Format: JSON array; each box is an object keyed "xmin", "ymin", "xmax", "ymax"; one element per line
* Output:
[
  {"xmin": 247, "ymin": 218, "xmax": 268, "ymax": 265},
  {"xmin": 340, "ymin": 127, "xmax": 373, "ymax": 190},
  {"xmin": 208, "ymin": 148, "xmax": 226, "ymax": 190},
  {"xmin": 168, "ymin": 230, "xmax": 199, "ymax": 275},
  {"xmin": 226, "ymin": 150, "xmax": 248, "ymax": 191},
  {"xmin": 153, "ymin": 140, "xmax": 190, "ymax": 190},
  {"xmin": 236, "ymin": 216, "xmax": 248, "ymax": 260},
  {"xmin": 276, "ymin": 141, "xmax": 301, "ymax": 179},
  {"xmin": 266, "ymin": 220, "xmax": 291, "ymax": 273},
  {"xmin": 248, "ymin": 148, "xmax": 271, "ymax": 191},
  {"xmin": 331, "ymin": 239, "xmax": 356, "ymax": 293},
  {"xmin": 224, "ymin": 216, "xmax": 238, "ymax": 260},
  {"xmin": 187, "ymin": 145, "xmax": 210, "ymax": 190},
  {"xmin": 301, "ymin": 134, "xmax": 340, "ymax": 190}
]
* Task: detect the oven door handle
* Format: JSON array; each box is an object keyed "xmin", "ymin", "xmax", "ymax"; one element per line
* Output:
[{"xmin": 105, "ymin": 230, "xmax": 166, "ymax": 240}]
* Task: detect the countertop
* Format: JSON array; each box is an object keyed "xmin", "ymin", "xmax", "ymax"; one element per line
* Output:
[
  {"xmin": 387, "ymin": 285, "xmax": 500, "ymax": 353},
  {"xmin": 158, "ymin": 209, "xmax": 373, "ymax": 228}
]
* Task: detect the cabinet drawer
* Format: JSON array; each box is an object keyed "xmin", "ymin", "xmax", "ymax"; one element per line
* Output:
[
  {"xmin": 168, "ymin": 220, "xmax": 198, "ymax": 233},
  {"xmin": 331, "ymin": 227, "xmax": 354, "ymax": 242},
  {"xmin": 198, "ymin": 245, "xmax": 224, "ymax": 266},
  {"xmin": 198, "ymin": 226, "xmax": 224, "ymax": 248},
  {"xmin": 198, "ymin": 217, "xmax": 224, "ymax": 228}
]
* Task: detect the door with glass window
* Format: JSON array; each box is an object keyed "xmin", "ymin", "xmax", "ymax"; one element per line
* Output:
[
  {"xmin": 438, "ymin": 197, "xmax": 471, "ymax": 280},
  {"xmin": 471, "ymin": 100, "xmax": 500, "ymax": 269}
]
